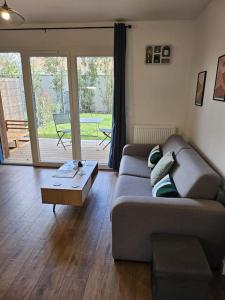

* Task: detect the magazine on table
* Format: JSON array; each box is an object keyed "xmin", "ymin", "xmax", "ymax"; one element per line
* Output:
[{"xmin": 53, "ymin": 160, "xmax": 78, "ymax": 178}]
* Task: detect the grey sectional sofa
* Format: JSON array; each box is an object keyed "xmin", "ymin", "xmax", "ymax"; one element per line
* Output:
[{"xmin": 111, "ymin": 135, "xmax": 225, "ymax": 269}]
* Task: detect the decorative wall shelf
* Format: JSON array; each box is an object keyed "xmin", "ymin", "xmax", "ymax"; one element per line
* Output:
[{"xmin": 145, "ymin": 45, "xmax": 171, "ymax": 64}]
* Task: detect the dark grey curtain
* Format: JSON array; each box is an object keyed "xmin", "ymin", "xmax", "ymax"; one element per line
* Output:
[
  {"xmin": 0, "ymin": 144, "xmax": 3, "ymax": 164},
  {"xmin": 108, "ymin": 23, "xmax": 126, "ymax": 170}
]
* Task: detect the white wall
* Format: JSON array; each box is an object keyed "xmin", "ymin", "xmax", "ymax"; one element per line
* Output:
[
  {"xmin": 0, "ymin": 20, "xmax": 194, "ymax": 143},
  {"xmin": 184, "ymin": 0, "xmax": 225, "ymax": 179},
  {"xmin": 0, "ymin": 22, "xmax": 114, "ymax": 55},
  {"xmin": 126, "ymin": 21, "xmax": 194, "ymax": 141}
]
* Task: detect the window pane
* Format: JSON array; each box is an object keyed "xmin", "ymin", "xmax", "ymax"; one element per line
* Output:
[
  {"xmin": 77, "ymin": 57, "xmax": 113, "ymax": 165},
  {"xmin": 30, "ymin": 57, "xmax": 72, "ymax": 163},
  {"xmin": 0, "ymin": 53, "xmax": 32, "ymax": 163}
]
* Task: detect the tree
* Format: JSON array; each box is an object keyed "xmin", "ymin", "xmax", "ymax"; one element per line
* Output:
[
  {"xmin": 97, "ymin": 57, "xmax": 113, "ymax": 113},
  {"xmin": 0, "ymin": 53, "xmax": 20, "ymax": 78},
  {"xmin": 37, "ymin": 91, "xmax": 52, "ymax": 127},
  {"xmin": 77, "ymin": 57, "xmax": 98, "ymax": 113},
  {"xmin": 43, "ymin": 57, "xmax": 66, "ymax": 111},
  {"xmin": 30, "ymin": 59, "xmax": 44, "ymax": 127},
  {"xmin": 30, "ymin": 59, "xmax": 42, "ymax": 94}
]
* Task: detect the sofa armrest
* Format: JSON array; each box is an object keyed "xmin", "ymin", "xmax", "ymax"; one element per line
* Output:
[
  {"xmin": 111, "ymin": 196, "xmax": 225, "ymax": 265},
  {"xmin": 122, "ymin": 144, "xmax": 156, "ymax": 157}
]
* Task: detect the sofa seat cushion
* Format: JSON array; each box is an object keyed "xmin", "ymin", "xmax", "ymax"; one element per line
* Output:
[
  {"xmin": 119, "ymin": 155, "xmax": 150, "ymax": 178},
  {"xmin": 114, "ymin": 175, "xmax": 152, "ymax": 198}
]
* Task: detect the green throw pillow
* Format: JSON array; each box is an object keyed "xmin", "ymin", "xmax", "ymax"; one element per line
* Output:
[
  {"xmin": 148, "ymin": 145, "xmax": 162, "ymax": 168},
  {"xmin": 152, "ymin": 174, "xmax": 179, "ymax": 197},
  {"xmin": 150, "ymin": 151, "xmax": 175, "ymax": 186}
]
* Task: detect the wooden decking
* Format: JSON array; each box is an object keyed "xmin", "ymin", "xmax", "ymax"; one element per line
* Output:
[{"xmin": 5, "ymin": 138, "xmax": 110, "ymax": 164}]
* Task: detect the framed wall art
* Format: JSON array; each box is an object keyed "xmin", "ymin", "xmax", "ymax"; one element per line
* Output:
[
  {"xmin": 213, "ymin": 55, "xmax": 225, "ymax": 102},
  {"xmin": 195, "ymin": 71, "xmax": 207, "ymax": 106},
  {"xmin": 145, "ymin": 45, "xmax": 171, "ymax": 64}
]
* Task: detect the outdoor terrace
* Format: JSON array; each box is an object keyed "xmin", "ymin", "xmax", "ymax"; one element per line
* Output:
[{"xmin": 5, "ymin": 138, "xmax": 110, "ymax": 165}]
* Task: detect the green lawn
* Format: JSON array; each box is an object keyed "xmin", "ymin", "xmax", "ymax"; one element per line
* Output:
[{"xmin": 38, "ymin": 113, "xmax": 112, "ymax": 140}]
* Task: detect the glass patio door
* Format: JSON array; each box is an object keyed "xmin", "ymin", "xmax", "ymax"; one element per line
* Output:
[
  {"xmin": 29, "ymin": 56, "xmax": 73, "ymax": 163},
  {"xmin": 0, "ymin": 52, "xmax": 32, "ymax": 164},
  {"xmin": 76, "ymin": 57, "xmax": 113, "ymax": 165}
]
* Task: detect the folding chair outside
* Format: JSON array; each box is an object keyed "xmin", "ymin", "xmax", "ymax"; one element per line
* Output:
[
  {"xmin": 99, "ymin": 128, "xmax": 112, "ymax": 149},
  {"xmin": 53, "ymin": 113, "xmax": 71, "ymax": 150}
]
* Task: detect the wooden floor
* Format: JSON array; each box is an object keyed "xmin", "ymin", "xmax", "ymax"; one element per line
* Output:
[
  {"xmin": 0, "ymin": 165, "xmax": 224, "ymax": 300},
  {"xmin": 5, "ymin": 138, "xmax": 110, "ymax": 164}
]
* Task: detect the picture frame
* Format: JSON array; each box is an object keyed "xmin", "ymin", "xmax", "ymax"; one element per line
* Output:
[
  {"xmin": 213, "ymin": 55, "xmax": 225, "ymax": 101},
  {"xmin": 195, "ymin": 71, "xmax": 207, "ymax": 106},
  {"xmin": 145, "ymin": 45, "xmax": 171, "ymax": 64}
]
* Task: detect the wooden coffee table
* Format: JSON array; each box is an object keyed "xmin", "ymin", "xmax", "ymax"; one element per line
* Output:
[{"xmin": 41, "ymin": 161, "xmax": 98, "ymax": 212}]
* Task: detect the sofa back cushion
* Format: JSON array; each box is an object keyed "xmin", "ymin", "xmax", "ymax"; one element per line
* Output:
[
  {"xmin": 162, "ymin": 135, "xmax": 191, "ymax": 156},
  {"xmin": 171, "ymin": 149, "xmax": 221, "ymax": 200}
]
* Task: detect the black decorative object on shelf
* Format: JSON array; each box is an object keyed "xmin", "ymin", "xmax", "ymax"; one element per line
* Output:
[
  {"xmin": 154, "ymin": 54, "xmax": 160, "ymax": 64},
  {"xmin": 162, "ymin": 45, "xmax": 171, "ymax": 57},
  {"xmin": 154, "ymin": 45, "xmax": 161, "ymax": 53},
  {"xmin": 146, "ymin": 45, "xmax": 172, "ymax": 64},
  {"xmin": 146, "ymin": 46, "xmax": 153, "ymax": 64},
  {"xmin": 78, "ymin": 161, "xmax": 83, "ymax": 168}
]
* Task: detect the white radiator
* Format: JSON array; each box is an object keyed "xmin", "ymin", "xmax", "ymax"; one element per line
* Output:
[{"xmin": 134, "ymin": 125, "xmax": 177, "ymax": 144}]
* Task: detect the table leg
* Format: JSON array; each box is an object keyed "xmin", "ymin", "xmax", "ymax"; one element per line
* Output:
[{"xmin": 53, "ymin": 204, "xmax": 56, "ymax": 213}]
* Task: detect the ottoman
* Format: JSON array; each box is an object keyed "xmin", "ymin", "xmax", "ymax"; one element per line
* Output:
[{"xmin": 151, "ymin": 234, "xmax": 212, "ymax": 300}]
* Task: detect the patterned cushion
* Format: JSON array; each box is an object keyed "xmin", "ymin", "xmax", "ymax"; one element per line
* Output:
[
  {"xmin": 152, "ymin": 174, "xmax": 179, "ymax": 197},
  {"xmin": 148, "ymin": 145, "xmax": 162, "ymax": 168},
  {"xmin": 150, "ymin": 151, "xmax": 175, "ymax": 186}
]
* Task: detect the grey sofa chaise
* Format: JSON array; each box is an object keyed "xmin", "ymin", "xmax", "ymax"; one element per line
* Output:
[{"xmin": 111, "ymin": 135, "xmax": 225, "ymax": 269}]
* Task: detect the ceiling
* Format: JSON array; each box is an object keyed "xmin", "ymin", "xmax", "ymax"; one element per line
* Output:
[{"xmin": 4, "ymin": 0, "xmax": 211, "ymax": 24}]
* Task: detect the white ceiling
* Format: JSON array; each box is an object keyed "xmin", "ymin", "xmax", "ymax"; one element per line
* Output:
[{"xmin": 5, "ymin": 0, "xmax": 211, "ymax": 24}]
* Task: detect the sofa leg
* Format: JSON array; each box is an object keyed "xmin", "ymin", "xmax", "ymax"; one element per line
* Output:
[{"xmin": 113, "ymin": 258, "xmax": 120, "ymax": 263}]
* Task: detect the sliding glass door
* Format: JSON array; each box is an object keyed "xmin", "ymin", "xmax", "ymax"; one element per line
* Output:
[
  {"xmin": 0, "ymin": 53, "xmax": 113, "ymax": 167},
  {"xmin": 29, "ymin": 56, "xmax": 73, "ymax": 163},
  {"xmin": 0, "ymin": 52, "xmax": 32, "ymax": 164},
  {"xmin": 76, "ymin": 57, "xmax": 113, "ymax": 165}
]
